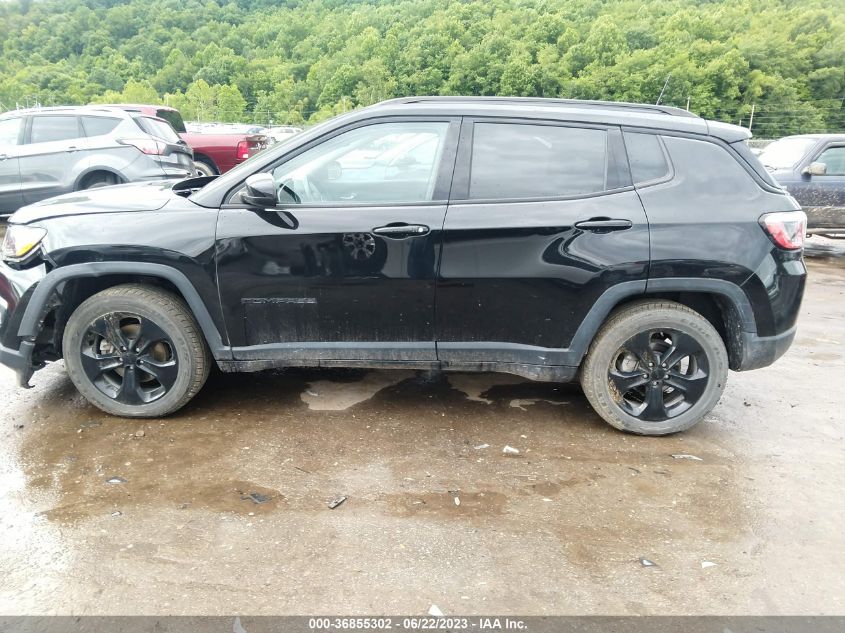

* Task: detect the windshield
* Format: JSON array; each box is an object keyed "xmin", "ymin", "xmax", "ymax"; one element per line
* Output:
[{"xmin": 758, "ymin": 137, "xmax": 817, "ymax": 170}]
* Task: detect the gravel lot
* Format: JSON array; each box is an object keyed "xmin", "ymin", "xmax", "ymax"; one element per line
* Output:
[{"xmin": 0, "ymin": 257, "xmax": 842, "ymax": 616}]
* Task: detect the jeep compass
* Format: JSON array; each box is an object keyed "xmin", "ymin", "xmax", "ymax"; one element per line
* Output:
[{"xmin": 0, "ymin": 97, "xmax": 807, "ymax": 435}]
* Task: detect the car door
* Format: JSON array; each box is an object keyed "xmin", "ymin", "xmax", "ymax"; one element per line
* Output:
[
  {"xmin": 0, "ymin": 117, "xmax": 24, "ymax": 215},
  {"xmin": 792, "ymin": 143, "xmax": 845, "ymax": 229},
  {"xmin": 436, "ymin": 118, "xmax": 649, "ymax": 369},
  {"xmin": 215, "ymin": 117, "xmax": 459, "ymax": 362},
  {"xmin": 18, "ymin": 114, "xmax": 89, "ymax": 205}
]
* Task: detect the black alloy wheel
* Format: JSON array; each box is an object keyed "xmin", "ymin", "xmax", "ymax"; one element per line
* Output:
[
  {"xmin": 80, "ymin": 312, "xmax": 179, "ymax": 405},
  {"xmin": 580, "ymin": 300, "xmax": 728, "ymax": 435},
  {"xmin": 608, "ymin": 328, "xmax": 709, "ymax": 421}
]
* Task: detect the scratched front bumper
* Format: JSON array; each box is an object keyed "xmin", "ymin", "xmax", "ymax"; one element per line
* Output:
[{"xmin": 0, "ymin": 259, "xmax": 48, "ymax": 386}]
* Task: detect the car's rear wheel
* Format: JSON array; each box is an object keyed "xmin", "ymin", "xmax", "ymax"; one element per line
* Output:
[
  {"xmin": 580, "ymin": 300, "xmax": 728, "ymax": 435},
  {"xmin": 193, "ymin": 159, "xmax": 217, "ymax": 177},
  {"xmin": 79, "ymin": 172, "xmax": 118, "ymax": 190},
  {"xmin": 63, "ymin": 284, "xmax": 210, "ymax": 418}
]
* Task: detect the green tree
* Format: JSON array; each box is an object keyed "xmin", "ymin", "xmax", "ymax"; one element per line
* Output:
[
  {"xmin": 0, "ymin": 0, "xmax": 841, "ymax": 137},
  {"xmin": 215, "ymin": 84, "xmax": 247, "ymax": 122}
]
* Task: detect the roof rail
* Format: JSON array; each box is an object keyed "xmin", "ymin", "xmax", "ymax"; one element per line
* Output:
[
  {"xmin": 378, "ymin": 96, "xmax": 700, "ymax": 119},
  {"xmin": 2, "ymin": 104, "xmax": 133, "ymax": 116}
]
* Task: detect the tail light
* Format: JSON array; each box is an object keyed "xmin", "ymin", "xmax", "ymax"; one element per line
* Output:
[
  {"xmin": 237, "ymin": 135, "xmax": 268, "ymax": 161},
  {"xmin": 760, "ymin": 211, "xmax": 807, "ymax": 250},
  {"xmin": 118, "ymin": 138, "xmax": 168, "ymax": 156}
]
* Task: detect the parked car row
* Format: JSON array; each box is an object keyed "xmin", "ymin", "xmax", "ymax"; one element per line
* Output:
[
  {"xmin": 0, "ymin": 103, "xmax": 284, "ymax": 217},
  {"xmin": 0, "ymin": 105, "xmax": 194, "ymax": 216},
  {"xmin": 183, "ymin": 121, "xmax": 303, "ymax": 145},
  {"xmin": 101, "ymin": 105, "xmax": 271, "ymax": 177}
]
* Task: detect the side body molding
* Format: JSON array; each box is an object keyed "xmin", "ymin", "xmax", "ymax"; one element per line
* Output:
[
  {"xmin": 17, "ymin": 262, "xmax": 230, "ymax": 358},
  {"xmin": 14, "ymin": 266, "xmax": 759, "ymax": 373}
]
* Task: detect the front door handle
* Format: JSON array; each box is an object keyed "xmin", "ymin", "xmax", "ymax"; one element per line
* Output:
[
  {"xmin": 574, "ymin": 218, "xmax": 633, "ymax": 232},
  {"xmin": 66, "ymin": 146, "xmax": 79, "ymax": 153},
  {"xmin": 372, "ymin": 224, "xmax": 430, "ymax": 239},
  {"xmin": 0, "ymin": 154, "xmax": 7, "ymax": 161}
]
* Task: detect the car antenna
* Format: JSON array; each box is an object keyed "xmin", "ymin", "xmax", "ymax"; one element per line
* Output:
[{"xmin": 656, "ymin": 73, "xmax": 672, "ymax": 105}]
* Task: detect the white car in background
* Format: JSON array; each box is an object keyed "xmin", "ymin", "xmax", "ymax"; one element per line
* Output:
[{"xmin": 266, "ymin": 126, "xmax": 303, "ymax": 144}]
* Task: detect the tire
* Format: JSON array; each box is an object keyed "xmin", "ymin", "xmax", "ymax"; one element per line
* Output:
[
  {"xmin": 193, "ymin": 159, "xmax": 217, "ymax": 177},
  {"xmin": 63, "ymin": 284, "xmax": 211, "ymax": 418},
  {"xmin": 580, "ymin": 300, "xmax": 728, "ymax": 435},
  {"xmin": 79, "ymin": 172, "xmax": 118, "ymax": 190}
]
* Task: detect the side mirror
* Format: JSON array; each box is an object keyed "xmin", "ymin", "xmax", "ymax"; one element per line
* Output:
[
  {"xmin": 803, "ymin": 162, "xmax": 827, "ymax": 177},
  {"xmin": 241, "ymin": 173, "xmax": 277, "ymax": 207}
]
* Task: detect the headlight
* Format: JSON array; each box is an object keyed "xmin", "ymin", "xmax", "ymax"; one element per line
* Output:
[{"xmin": 1, "ymin": 225, "xmax": 47, "ymax": 262}]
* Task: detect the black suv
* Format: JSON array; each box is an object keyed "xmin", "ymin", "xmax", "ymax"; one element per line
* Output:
[{"xmin": 0, "ymin": 97, "xmax": 807, "ymax": 435}]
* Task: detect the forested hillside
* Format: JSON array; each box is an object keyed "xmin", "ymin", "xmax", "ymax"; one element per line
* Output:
[{"xmin": 0, "ymin": 0, "xmax": 842, "ymax": 136}]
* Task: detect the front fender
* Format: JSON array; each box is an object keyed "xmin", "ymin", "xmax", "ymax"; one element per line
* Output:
[{"xmin": 17, "ymin": 262, "xmax": 229, "ymax": 359}]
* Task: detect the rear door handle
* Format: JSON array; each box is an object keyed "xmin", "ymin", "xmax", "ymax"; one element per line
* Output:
[
  {"xmin": 574, "ymin": 218, "xmax": 633, "ymax": 232},
  {"xmin": 372, "ymin": 224, "xmax": 430, "ymax": 239},
  {"xmin": 0, "ymin": 154, "xmax": 7, "ymax": 161},
  {"xmin": 66, "ymin": 146, "xmax": 79, "ymax": 153}
]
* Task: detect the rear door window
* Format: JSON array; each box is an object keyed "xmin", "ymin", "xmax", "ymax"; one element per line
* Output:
[
  {"xmin": 81, "ymin": 116, "xmax": 121, "ymax": 137},
  {"xmin": 468, "ymin": 122, "xmax": 608, "ymax": 199},
  {"xmin": 29, "ymin": 116, "xmax": 82, "ymax": 144},
  {"xmin": 624, "ymin": 132, "xmax": 671, "ymax": 185}
]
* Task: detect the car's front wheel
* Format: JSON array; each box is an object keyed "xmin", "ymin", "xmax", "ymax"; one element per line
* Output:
[
  {"xmin": 580, "ymin": 300, "xmax": 728, "ymax": 435},
  {"xmin": 63, "ymin": 284, "xmax": 211, "ymax": 417}
]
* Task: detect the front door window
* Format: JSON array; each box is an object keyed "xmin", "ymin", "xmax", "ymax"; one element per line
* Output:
[{"xmin": 267, "ymin": 122, "xmax": 449, "ymax": 205}]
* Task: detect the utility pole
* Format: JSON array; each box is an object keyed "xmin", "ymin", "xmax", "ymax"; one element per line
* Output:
[
  {"xmin": 685, "ymin": 95, "xmax": 691, "ymax": 111},
  {"xmin": 748, "ymin": 103, "xmax": 755, "ymax": 131}
]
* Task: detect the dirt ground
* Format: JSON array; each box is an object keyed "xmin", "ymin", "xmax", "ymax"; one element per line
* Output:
[{"xmin": 0, "ymin": 258, "xmax": 842, "ymax": 616}]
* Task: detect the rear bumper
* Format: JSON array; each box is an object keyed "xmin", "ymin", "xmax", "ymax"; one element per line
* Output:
[{"xmin": 735, "ymin": 325, "xmax": 797, "ymax": 371}]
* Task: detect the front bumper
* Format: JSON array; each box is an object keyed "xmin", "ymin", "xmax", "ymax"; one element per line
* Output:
[
  {"xmin": 0, "ymin": 340, "xmax": 35, "ymax": 387},
  {"xmin": 0, "ymin": 259, "xmax": 48, "ymax": 386}
]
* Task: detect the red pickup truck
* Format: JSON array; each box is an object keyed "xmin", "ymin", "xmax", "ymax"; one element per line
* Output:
[{"xmin": 104, "ymin": 104, "xmax": 268, "ymax": 176}]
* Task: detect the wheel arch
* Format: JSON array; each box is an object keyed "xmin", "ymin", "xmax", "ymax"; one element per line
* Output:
[
  {"xmin": 573, "ymin": 278, "xmax": 758, "ymax": 371},
  {"xmin": 73, "ymin": 167, "xmax": 125, "ymax": 191},
  {"xmin": 19, "ymin": 263, "xmax": 229, "ymax": 362}
]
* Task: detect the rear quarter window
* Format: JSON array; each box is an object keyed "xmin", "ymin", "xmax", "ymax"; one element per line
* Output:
[
  {"xmin": 134, "ymin": 116, "xmax": 181, "ymax": 143},
  {"xmin": 662, "ymin": 136, "xmax": 761, "ymax": 198},
  {"xmin": 81, "ymin": 116, "xmax": 121, "ymax": 137},
  {"xmin": 469, "ymin": 122, "xmax": 608, "ymax": 199},
  {"xmin": 731, "ymin": 139, "xmax": 782, "ymax": 189},
  {"xmin": 156, "ymin": 109, "xmax": 187, "ymax": 134}
]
